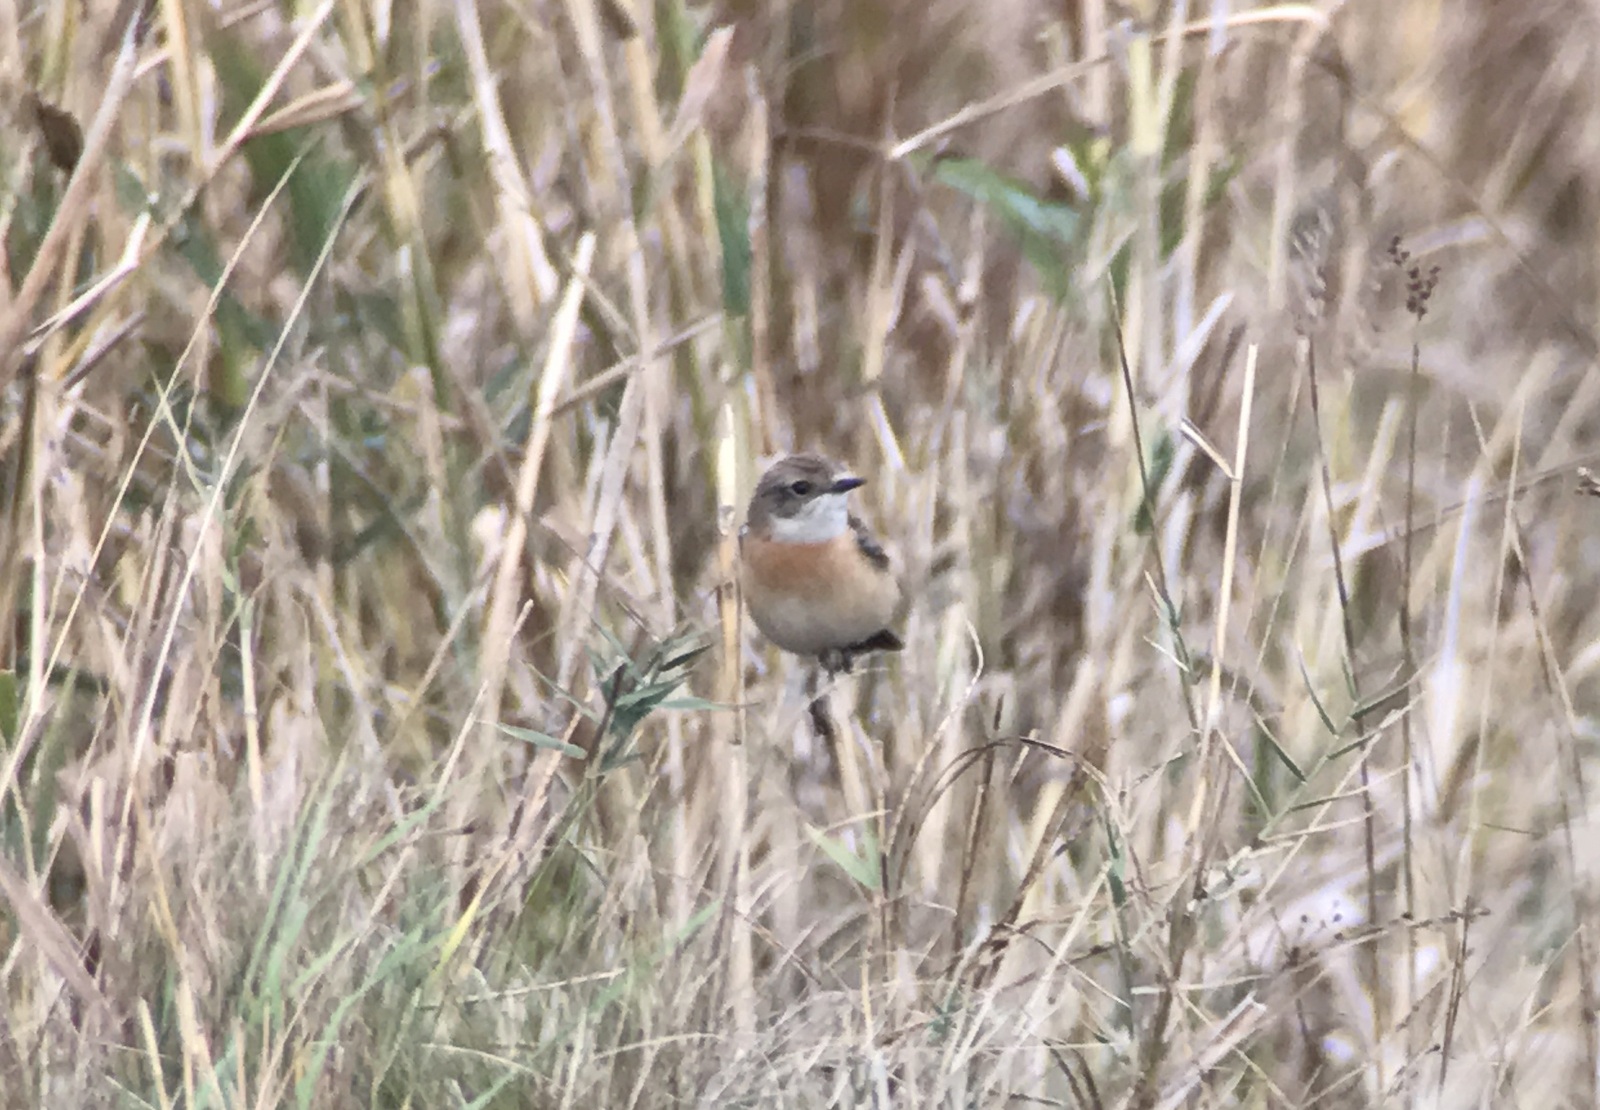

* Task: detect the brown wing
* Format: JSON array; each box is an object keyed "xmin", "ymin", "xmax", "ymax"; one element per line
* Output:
[{"xmin": 848, "ymin": 514, "xmax": 891, "ymax": 571}]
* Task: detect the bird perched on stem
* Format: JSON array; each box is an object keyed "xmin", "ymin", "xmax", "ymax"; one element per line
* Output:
[{"xmin": 738, "ymin": 453, "xmax": 903, "ymax": 675}]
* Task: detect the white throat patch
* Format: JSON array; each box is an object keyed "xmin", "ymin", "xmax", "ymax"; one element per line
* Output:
[{"xmin": 768, "ymin": 491, "xmax": 851, "ymax": 543}]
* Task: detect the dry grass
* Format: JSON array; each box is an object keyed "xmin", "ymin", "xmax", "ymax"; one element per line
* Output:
[{"xmin": 2, "ymin": 0, "xmax": 1600, "ymax": 1105}]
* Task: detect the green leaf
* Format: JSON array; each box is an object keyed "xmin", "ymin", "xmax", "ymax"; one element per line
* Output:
[
  {"xmin": 1255, "ymin": 722, "xmax": 1306, "ymax": 784},
  {"xmin": 658, "ymin": 639, "xmax": 712, "ymax": 674},
  {"xmin": 1104, "ymin": 817, "xmax": 1126, "ymax": 909},
  {"xmin": 112, "ymin": 162, "xmax": 152, "ymax": 214},
  {"xmin": 167, "ymin": 207, "xmax": 279, "ymax": 414},
  {"xmin": 1160, "ymin": 155, "xmax": 1240, "ymax": 260},
  {"xmin": 296, "ymin": 925, "xmax": 433, "ymax": 1109},
  {"xmin": 462, "ymin": 1073, "xmax": 519, "ymax": 1109},
  {"xmin": 210, "ymin": 28, "xmax": 354, "ymax": 278},
  {"xmin": 1294, "ymin": 651, "xmax": 1341, "ymax": 738},
  {"xmin": 1327, "ymin": 732, "xmax": 1376, "ymax": 762},
  {"xmin": 807, "ymin": 825, "xmax": 881, "ymax": 891},
  {"xmin": 934, "ymin": 157, "xmax": 1082, "ymax": 299},
  {"xmin": 598, "ymin": 748, "xmax": 644, "ymax": 774},
  {"xmin": 654, "ymin": 696, "xmax": 724, "ymax": 713},
  {"xmin": 671, "ymin": 898, "xmax": 722, "ymax": 950},
  {"xmin": 713, "ymin": 159, "xmax": 751, "ymax": 317},
  {"xmin": 1134, "ymin": 427, "xmax": 1176, "ymax": 534},
  {"xmin": 0, "ymin": 671, "xmax": 17, "ymax": 743},
  {"xmin": 1350, "ymin": 679, "xmax": 1412, "ymax": 723},
  {"xmin": 609, "ymin": 681, "xmax": 681, "ymax": 739},
  {"xmin": 497, "ymin": 722, "xmax": 586, "ymax": 759}
]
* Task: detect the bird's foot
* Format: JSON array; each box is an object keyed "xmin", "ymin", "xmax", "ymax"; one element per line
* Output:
[{"xmin": 818, "ymin": 647, "xmax": 855, "ymax": 676}]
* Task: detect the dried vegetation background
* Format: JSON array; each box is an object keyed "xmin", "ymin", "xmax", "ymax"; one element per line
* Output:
[{"xmin": 2, "ymin": 0, "xmax": 1600, "ymax": 1106}]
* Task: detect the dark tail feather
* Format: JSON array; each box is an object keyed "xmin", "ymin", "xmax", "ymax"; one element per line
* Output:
[
  {"xmin": 819, "ymin": 629, "xmax": 903, "ymax": 675},
  {"xmin": 847, "ymin": 629, "xmax": 903, "ymax": 654}
]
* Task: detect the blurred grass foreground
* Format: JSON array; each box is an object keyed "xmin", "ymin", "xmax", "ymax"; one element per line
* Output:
[{"xmin": 4, "ymin": 0, "xmax": 1600, "ymax": 1105}]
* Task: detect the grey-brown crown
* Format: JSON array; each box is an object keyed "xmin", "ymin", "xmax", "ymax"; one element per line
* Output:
[{"xmin": 746, "ymin": 454, "xmax": 863, "ymax": 530}]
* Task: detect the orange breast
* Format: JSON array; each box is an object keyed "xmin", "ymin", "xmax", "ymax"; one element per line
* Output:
[
  {"xmin": 740, "ymin": 532, "xmax": 857, "ymax": 598},
  {"xmin": 739, "ymin": 530, "xmax": 901, "ymax": 655}
]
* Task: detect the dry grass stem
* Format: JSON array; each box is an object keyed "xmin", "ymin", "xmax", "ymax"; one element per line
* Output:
[{"xmin": 2, "ymin": 1, "xmax": 1597, "ymax": 1105}]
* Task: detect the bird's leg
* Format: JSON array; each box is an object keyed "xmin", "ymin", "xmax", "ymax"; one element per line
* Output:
[{"xmin": 806, "ymin": 665, "xmax": 838, "ymax": 749}]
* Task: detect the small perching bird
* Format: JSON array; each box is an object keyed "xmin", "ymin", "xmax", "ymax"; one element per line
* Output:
[{"xmin": 738, "ymin": 453, "xmax": 904, "ymax": 675}]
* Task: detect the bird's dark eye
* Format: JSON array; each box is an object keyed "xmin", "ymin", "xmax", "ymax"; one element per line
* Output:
[{"xmin": 789, "ymin": 480, "xmax": 813, "ymax": 496}]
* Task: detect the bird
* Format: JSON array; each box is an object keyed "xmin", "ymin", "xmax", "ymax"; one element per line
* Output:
[{"xmin": 738, "ymin": 453, "xmax": 904, "ymax": 675}]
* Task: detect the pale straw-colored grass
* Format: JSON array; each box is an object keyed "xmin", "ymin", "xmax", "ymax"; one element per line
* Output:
[{"xmin": 2, "ymin": 0, "xmax": 1600, "ymax": 1106}]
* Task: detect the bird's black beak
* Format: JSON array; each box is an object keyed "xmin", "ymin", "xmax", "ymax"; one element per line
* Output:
[{"xmin": 830, "ymin": 476, "xmax": 865, "ymax": 493}]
